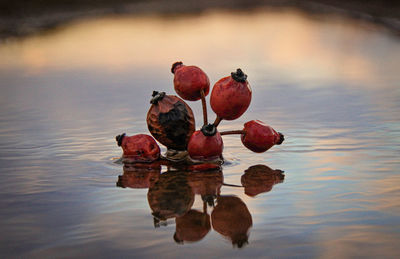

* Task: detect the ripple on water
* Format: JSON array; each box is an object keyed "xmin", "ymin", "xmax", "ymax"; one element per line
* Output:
[{"xmin": 0, "ymin": 8, "xmax": 400, "ymax": 258}]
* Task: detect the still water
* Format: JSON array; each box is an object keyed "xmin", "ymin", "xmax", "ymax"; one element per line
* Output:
[{"xmin": 1, "ymin": 9, "xmax": 400, "ymax": 258}]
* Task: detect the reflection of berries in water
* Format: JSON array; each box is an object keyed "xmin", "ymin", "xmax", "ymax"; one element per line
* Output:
[
  {"xmin": 187, "ymin": 170, "xmax": 223, "ymax": 206},
  {"xmin": 147, "ymin": 91, "xmax": 195, "ymax": 151},
  {"xmin": 148, "ymin": 171, "xmax": 194, "ymax": 223},
  {"xmin": 241, "ymin": 164, "xmax": 284, "ymax": 197},
  {"xmin": 116, "ymin": 164, "xmax": 161, "ymax": 189},
  {"xmin": 210, "ymin": 69, "xmax": 252, "ymax": 120},
  {"xmin": 116, "ymin": 133, "xmax": 160, "ymax": 162},
  {"xmin": 171, "ymin": 61, "xmax": 210, "ymax": 101},
  {"xmin": 211, "ymin": 195, "xmax": 252, "ymax": 248},
  {"xmin": 174, "ymin": 209, "xmax": 211, "ymax": 244}
]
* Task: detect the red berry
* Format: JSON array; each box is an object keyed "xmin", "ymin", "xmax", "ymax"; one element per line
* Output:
[
  {"xmin": 147, "ymin": 91, "xmax": 195, "ymax": 151},
  {"xmin": 172, "ymin": 61, "xmax": 210, "ymax": 101},
  {"xmin": 188, "ymin": 124, "xmax": 223, "ymax": 161},
  {"xmin": 210, "ymin": 69, "xmax": 252, "ymax": 120},
  {"xmin": 241, "ymin": 120, "xmax": 284, "ymax": 153},
  {"xmin": 116, "ymin": 133, "xmax": 160, "ymax": 162}
]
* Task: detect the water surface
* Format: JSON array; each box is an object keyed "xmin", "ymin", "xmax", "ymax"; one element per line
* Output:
[{"xmin": 0, "ymin": 9, "xmax": 400, "ymax": 258}]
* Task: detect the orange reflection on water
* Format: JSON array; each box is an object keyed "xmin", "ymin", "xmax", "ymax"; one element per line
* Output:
[{"xmin": 0, "ymin": 10, "xmax": 399, "ymax": 89}]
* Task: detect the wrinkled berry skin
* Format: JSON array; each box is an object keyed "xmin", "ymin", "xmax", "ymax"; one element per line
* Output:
[
  {"xmin": 116, "ymin": 133, "xmax": 160, "ymax": 162},
  {"xmin": 172, "ymin": 62, "xmax": 210, "ymax": 101},
  {"xmin": 241, "ymin": 120, "xmax": 284, "ymax": 153},
  {"xmin": 148, "ymin": 170, "xmax": 194, "ymax": 221},
  {"xmin": 210, "ymin": 69, "xmax": 252, "ymax": 120},
  {"xmin": 188, "ymin": 129, "xmax": 223, "ymax": 161},
  {"xmin": 147, "ymin": 91, "xmax": 195, "ymax": 151}
]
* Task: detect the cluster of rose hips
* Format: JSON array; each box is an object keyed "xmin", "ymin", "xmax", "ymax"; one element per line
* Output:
[{"xmin": 116, "ymin": 62, "xmax": 284, "ymax": 167}]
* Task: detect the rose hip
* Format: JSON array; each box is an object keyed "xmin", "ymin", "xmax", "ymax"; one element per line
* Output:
[
  {"xmin": 147, "ymin": 91, "xmax": 195, "ymax": 151},
  {"xmin": 115, "ymin": 133, "xmax": 160, "ymax": 162},
  {"xmin": 210, "ymin": 68, "xmax": 252, "ymax": 123},
  {"xmin": 241, "ymin": 120, "xmax": 284, "ymax": 153},
  {"xmin": 171, "ymin": 61, "xmax": 210, "ymax": 101},
  {"xmin": 187, "ymin": 124, "xmax": 223, "ymax": 161}
]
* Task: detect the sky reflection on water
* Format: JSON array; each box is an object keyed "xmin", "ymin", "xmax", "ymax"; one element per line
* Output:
[{"xmin": 0, "ymin": 9, "xmax": 400, "ymax": 258}]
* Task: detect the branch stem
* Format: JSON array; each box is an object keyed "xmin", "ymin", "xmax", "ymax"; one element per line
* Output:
[
  {"xmin": 220, "ymin": 130, "xmax": 245, "ymax": 136},
  {"xmin": 213, "ymin": 116, "xmax": 222, "ymax": 127},
  {"xmin": 200, "ymin": 89, "xmax": 208, "ymax": 126}
]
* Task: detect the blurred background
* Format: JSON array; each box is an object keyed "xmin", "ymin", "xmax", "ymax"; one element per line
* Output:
[
  {"xmin": 0, "ymin": 0, "xmax": 400, "ymax": 258},
  {"xmin": 1, "ymin": 0, "xmax": 400, "ymax": 38}
]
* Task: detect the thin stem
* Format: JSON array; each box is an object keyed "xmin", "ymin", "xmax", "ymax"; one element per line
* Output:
[
  {"xmin": 213, "ymin": 116, "xmax": 222, "ymax": 127},
  {"xmin": 200, "ymin": 89, "xmax": 208, "ymax": 126},
  {"xmin": 220, "ymin": 130, "xmax": 245, "ymax": 136}
]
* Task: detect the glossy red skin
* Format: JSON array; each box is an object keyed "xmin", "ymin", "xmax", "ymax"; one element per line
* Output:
[
  {"xmin": 241, "ymin": 120, "xmax": 281, "ymax": 153},
  {"xmin": 120, "ymin": 134, "xmax": 160, "ymax": 162},
  {"xmin": 173, "ymin": 64, "xmax": 210, "ymax": 101},
  {"xmin": 210, "ymin": 76, "xmax": 252, "ymax": 120},
  {"xmin": 188, "ymin": 130, "xmax": 223, "ymax": 160}
]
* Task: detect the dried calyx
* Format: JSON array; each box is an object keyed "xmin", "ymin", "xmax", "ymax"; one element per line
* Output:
[
  {"xmin": 231, "ymin": 68, "xmax": 247, "ymax": 82},
  {"xmin": 277, "ymin": 132, "xmax": 285, "ymax": 145},
  {"xmin": 171, "ymin": 61, "xmax": 183, "ymax": 74},
  {"xmin": 150, "ymin": 91, "xmax": 166, "ymax": 104},
  {"xmin": 201, "ymin": 123, "xmax": 217, "ymax": 136},
  {"xmin": 116, "ymin": 133, "xmax": 126, "ymax": 146}
]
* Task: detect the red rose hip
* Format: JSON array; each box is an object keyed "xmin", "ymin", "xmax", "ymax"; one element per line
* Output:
[
  {"xmin": 116, "ymin": 133, "xmax": 160, "ymax": 162},
  {"xmin": 171, "ymin": 61, "xmax": 210, "ymax": 101},
  {"xmin": 210, "ymin": 68, "xmax": 252, "ymax": 122},
  {"xmin": 241, "ymin": 120, "xmax": 284, "ymax": 153},
  {"xmin": 188, "ymin": 124, "xmax": 223, "ymax": 161}
]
